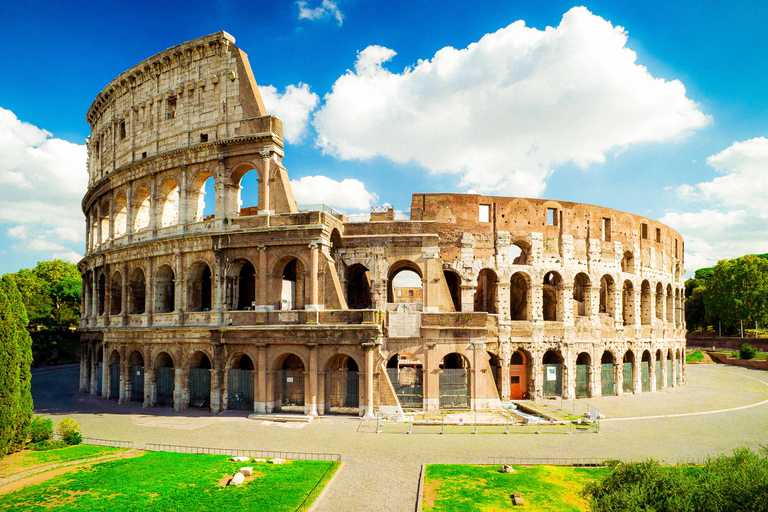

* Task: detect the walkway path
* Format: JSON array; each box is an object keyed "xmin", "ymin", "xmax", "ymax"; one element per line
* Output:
[{"xmin": 31, "ymin": 364, "xmax": 768, "ymax": 511}]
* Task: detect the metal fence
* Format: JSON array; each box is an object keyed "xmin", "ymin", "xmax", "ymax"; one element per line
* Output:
[
  {"xmin": 130, "ymin": 364, "xmax": 144, "ymax": 402},
  {"xmin": 542, "ymin": 364, "xmax": 562, "ymax": 397},
  {"xmin": 601, "ymin": 363, "xmax": 614, "ymax": 395},
  {"xmin": 575, "ymin": 365, "xmax": 588, "ymax": 398},
  {"xmin": 622, "ymin": 362, "xmax": 633, "ymax": 393},
  {"xmin": 486, "ymin": 456, "xmax": 711, "ymax": 466},
  {"xmin": 156, "ymin": 367, "xmax": 174, "ymax": 406},
  {"xmin": 297, "ymin": 204, "xmax": 343, "ymax": 220},
  {"xmin": 228, "ymin": 369, "xmax": 254, "ymax": 411},
  {"xmin": 327, "ymin": 370, "xmax": 359, "ymax": 412},
  {"xmin": 82, "ymin": 437, "xmax": 135, "ymax": 448},
  {"xmin": 143, "ymin": 443, "xmax": 341, "ymax": 461},
  {"xmin": 374, "ymin": 413, "xmax": 599, "ymax": 435},
  {"xmin": 277, "ymin": 370, "xmax": 305, "ymax": 412},
  {"xmin": 189, "ymin": 368, "xmax": 211, "ymax": 409},
  {"xmin": 386, "ymin": 368, "xmax": 423, "ymax": 408},
  {"xmin": 641, "ymin": 361, "xmax": 650, "ymax": 392},
  {"xmin": 109, "ymin": 363, "xmax": 119, "ymax": 400},
  {"xmin": 439, "ymin": 369, "xmax": 469, "ymax": 409}
]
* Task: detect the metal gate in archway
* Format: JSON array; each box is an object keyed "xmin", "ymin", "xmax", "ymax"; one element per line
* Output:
[
  {"xmin": 96, "ymin": 363, "xmax": 103, "ymax": 396},
  {"xmin": 641, "ymin": 361, "xmax": 650, "ymax": 392},
  {"xmin": 189, "ymin": 368, "xmax": 211, "ymax": 409},
  {"xmin": 228, "ymin": 369, "xmax": 254, "ymax": 411},
  {"xmin": 622, "ymin": 363, "xmax": 634, "ymax": 393},
  {"xmin": 278, "ymin": 370, "xmax": 305, "ymax": 411},
  {"xmin": 655, "ymin": 360, "xmax": 662, "ymax": 389},
  {"xmin": 439, "ymin": 369, "xmax": 469, "ymax": 409},
  {"xmin": 601, "ymin": 364, "xmax": 614, "ymax": 396},
  {"xmin": 156, "ymin": 367, "xmax": 174, "ymax": 407},
  {"xmin": 130, "ymin": 365, "xmax": 144, "ymax": 402},
  {"xmin": 386, "ymin": 368, "xmax": 423, "ymax": 409},
  {"xmin": 666, "ymin": 360, "xmax": 673, "ymax": 387},
  {"xmin": 676, "ymin": 360, "xmax": 681, "ymax": 384},
  {"xmin": 328, "ymin": 371, "xmax": 359, "ymax": 413},
  {"xmin": 575, "ymin": 365, "xmax": 589, "ymax": 398},
  {"xmin": 109, "ymin": 363, "xmax": 120, "ymax": 400},
  {"xmin": 543, "ymin": 364, "xmax": 562, "ymax": 397}
]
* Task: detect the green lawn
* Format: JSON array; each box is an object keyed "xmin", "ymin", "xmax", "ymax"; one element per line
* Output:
[
  {"xmin": 423, "ymin": 464, "xmax": 608, "ymax": 511},
  {"xmin": 0, "ymin": 451, "xmax": 339, "ymax": 511},
  {"xmin": 0, "ymin": 445, "xmax": 127, "ymax": 478},
  {"xmin": 686, "ymin": 350, "xmax": 704, "ymax": 363}
]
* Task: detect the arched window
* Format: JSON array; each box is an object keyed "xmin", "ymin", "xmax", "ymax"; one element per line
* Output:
[
  {"xmin": 573, "ymin": 273, "xmax": 590, "ymax": 317},
  {"xmin": 387, "ymin": 262, "xmax": 422, "ymax": 304},
  {"xmin": 158, "ymin": 179, "xmax": 179, "ymax": 227},
  {"xmin": 542, "ymin": 272, "xmax": 562, "ymax": 321},
  {"xmin": 347, "ymin": 264, "xmax": 372, "ymax": 309},
  {"xmin": 129, "ymin": 268, "xmax": 146, "ymax": 314},
  {"xmin": 133, "ymin": 186, "xmax": 151, "ymax": 232},
  {"xmin": 474, "ymin": 269, "xmax": 498, "ymax": 313},
  {"xmin": 510, "ymin": 272, "xmax": 529, "ymax": 320},
  {"xmin": 155, "ymin": 265, "xmax": 175, "ymax": 313}
]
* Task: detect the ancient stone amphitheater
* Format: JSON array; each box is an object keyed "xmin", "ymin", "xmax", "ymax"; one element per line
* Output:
[{"xmin": 78, "ymin": 32, "xmax": 686, "ymax": 417}]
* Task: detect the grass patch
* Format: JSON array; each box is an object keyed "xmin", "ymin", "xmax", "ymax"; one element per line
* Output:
[
  {"xmin": 423, "ymin": 464, "xmax": 608, "ymax": 511},
  {"xmin": 0, "ymin": 445, "xmax": 127, "ymax": 478},
  {"xmin": 686, "ymin": 350, "xmax": 704, "ymax": 363},
  {"xmin": 0, "ymin": 451, "xmax": 339, "ymax": 511}
]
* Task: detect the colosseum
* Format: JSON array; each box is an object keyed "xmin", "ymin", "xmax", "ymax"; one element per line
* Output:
[{"xmin": 78, "ymin": 32, "xmax": 687, "ymax": 417}]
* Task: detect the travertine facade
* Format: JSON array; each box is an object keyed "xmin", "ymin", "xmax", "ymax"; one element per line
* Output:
[{"xmin": 79, "ymin": 32, "xmax": 686, "ymax": 416}]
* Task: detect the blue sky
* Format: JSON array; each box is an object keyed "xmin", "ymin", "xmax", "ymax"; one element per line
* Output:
[{"xmin": 2, "ymin": 0, "xmax": 768, "ymax": 276}]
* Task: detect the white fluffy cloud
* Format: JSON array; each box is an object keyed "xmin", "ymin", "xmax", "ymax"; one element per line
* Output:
[
  {"xmin": 260, "ymin": 83, "xmax": 320, "ymax": 144},
  {"xmin": 664, "ymin": 137, "xmax": 768, "ymax": 272},
  {"xmin": 290, "ymin": 175, "xmax": 377, "ymax": 211},
  {"xmin": 0, "ymin": 107, "xmax": 87, "ymax": 266},
  {"xmin": 297, "ymin": 0, "xmax": 344, "ymax": 26},
  {"xmin": 313, "ymin": 6, "xmax": 710, "ymax": 197}
]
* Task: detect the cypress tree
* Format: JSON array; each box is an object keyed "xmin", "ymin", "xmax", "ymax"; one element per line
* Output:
[{"xmin": 0, "ymin": 275, "xmax": 33, "ymax": 456}]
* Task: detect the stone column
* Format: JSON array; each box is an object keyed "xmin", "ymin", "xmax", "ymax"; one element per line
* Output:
[
  {"xmin": 460, "ymin": 284, "xmax": 475, "ymax": 313},
  {"xmin": 125, "ymin": 186, "xmax": 133, "ymax": 241},
  {"xmin": 102, "ymin": 348, "xmax": 109, "ymax": 399},
  {"xmin": 108, "ymin": 190, "xmax": 115, "ymax": 245},
  {"xmin": 256, "ymin": 344, "xmax": 267, "ymax": 413},
  {"xmin": 363, "ymin": 343, "xmax": 376, "ymax": 418},
  {"xmin": 649, "ymin": 350, "xmax": 657, "ymax": 392},
  {"xmin": 633, "ymin": 289, "xmax": 642, "ymax": 328},
  {"xmin": 499, "ymin": 343, "xmax": 511, "ymax": 401},
  {"xmin": 210, "ymin": 367, "xmax": 221, "ymax": 414},
  {"xmin": 179, "ymin": 165, "xmax": 188, "ymax": 231},
  {"xmin": 258, "ymin": 246, "xmax": 268, "ymax": 307},
  {"xmin": 174, "ymin": 367, "xmax": 183, "ymax": 411},
  {"xmin": 259, "ymin": 151, "xmax": 271, "ymax": 214},
  {"xmin": 145, "ymin": 258, "xmax": 154, "ymax": 325},
  {"xmin": 143, "ymin": 354, "xmax": 152, "ymax": 408},
  {"xmin": 562, "ymin": 284, "xmax": 574, "ymax": 326},
  {"xmin": 118, "ymin": 349, "xmax": 127, "ymax": 403},
  {"xmin": 91, "ymin": 266, "xmax": 98, "ymax": 319},
  {"xmin": 471, "ymin": 340, "xmax": 484, "ymax": 410},
  {"xmin": 89, "ymin": 345, "xmax": 98, "ymax": 396},
  {"xmin": 497, "ymin": 282, "xmax": 511, "ymax": 321},
  {"xmin": 96, "ymin": 202, "xmax": 102, "ymax": 248},
  {"xmin": 85, "ymin": 214, "xmax": 91, "ymax": 255},
  {"xmin": 307, "ymin": 344, "xmax": 318, "ymax": 416},
  {"xmin": 563, "ymin": 345, "xmax": 575, "ymax": 399},
  {"xmin": 615, "ymin": 360, "xmax": 623, "ymax": 396},
  {"xmin": 531, "ymin": 351, "xmax": 543, "ymax": 399},
  {"xmin": 121, "ymin": 262, "xmax": 129, "ymax": 325},
  {"xmin": 149, "ymin": 173, "xmax": 158, "ymax": 235},
  {"xmin": 306, "ymin": 242, "xmax": 320, "ymax": 310},
  {"xmin": 531, "ymin": 284, "xmax": 544, "ymax": 321},
  {"xmin": 671, "ymin": 349, "xmax": 677, "ymax": 387}
]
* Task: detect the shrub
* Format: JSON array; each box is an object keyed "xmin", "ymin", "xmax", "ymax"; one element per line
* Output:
[
  {"xmin": 28, "ymin": 416, "xmax": 54, "ymax": 444},
  {"xmin": 30, "ymin": 439, "xmax": 67, "ymax": 451},
  {"xmin": 56, "ymin": 418, "xmax": 82, "ymax": 445},
  {"xmin": 739, "ymin": 343, "xmax": 757, "ymax": 360}
]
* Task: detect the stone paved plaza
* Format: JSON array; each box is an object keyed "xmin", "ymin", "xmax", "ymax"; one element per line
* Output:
[{"xmin": 32, "ymin": 364, "xmax": 768, "ymax": 511}]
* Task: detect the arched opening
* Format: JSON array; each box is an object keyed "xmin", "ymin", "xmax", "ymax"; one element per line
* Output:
[
  {"xmin": 542, "ymin": 350, "xmax": 563, "ymax": 397},
  {"xmin": 622, "ymin": 351, "xmax": 635, "ymax": 393},
  {"xmin": 132, "ymin": 186, "xmax": 151, "ymax": 232},
  {"xmin": 99, "ymin": 200, "xmax": 110, "ymax": 245},
  {"xmin": 234, "ymin": 168, "xmax": 259, "ymax": 215},
  {"xmin": 599, "ymin": 275, "xmax": 615, "ymax": 316},
  {"xmin": 666, "ymin": 350, "xmax": 673, "ymax": 388},
  {"xmin": 542, "ymin": 272, "xmax": 562, "ymax": 321},
  {"xmin": 621, "ymin": 251, "xmax": 634, "ymax": 274},
  {"xmin": 129, "ymin": 268, "xmax": 146, "ymax": 314},
  {"xmin": 655, "ymin": 349, "xmax": 664, "ymax": 390},
  {"xmin": 114, "ymin": 193, "xmax": 127, "ymax": 237},
  {"xmin": 155, "ymin": 265, "xmax": 175, "ymax": 313},
  {"xmin": 191, "ymin": 172, "xmax": 216, "ymax": 222},
  {"xmin": 666, "ymin": 285, "xmax": 674, "ymax": 323},
  {"xmin": 276, "ymin": 354, "xmax": 305, "ymax": 412},
  {"xmin": 187, "ymin": 262, "xmax": 212, "ymax": 312},
  {"xmin": 575, "ymin": 352, "xmax": 591, "ymax": 398},
  {"xmin": 237, "ymin": 261, "xmax": 256, "ymax": 310},
  {"xmin": 573, "ymin": 273, "xmax": 590, "ymax": 317},
  {"xmin": 655, "ymin": 283, "xmax": 664, "ymax": 320},
  {"xmin": 281, "ymin": 259, "xmax": 304, "ymax": 310},
  {"xmin": 158, "ymin": 178, "xmax": 179, "ymax": 227},
  {"xmin": 509, "ymin": 350, "xmax": 529, "ymax": 399},
  {"xmin": 510, "ymin": 272, "xmax": 530, "ymax": 321},
  {"xmin": 83, "ymin": 271, "xmax": 92, "ymax": 317},
  {"xmin": 622, "ymin": 280, "xmax": 635, "ymax": 326},
  {"xmin": 509, "ymin": 242, "xmax": 529, "ymax": 265},
  {"xmin": 189, "ymin": 352, "xmax": 212, "ymax": 409},
  {"xmin": 444, "ymin": 270, "xmax": 461, "ymax": 312},
  {"xmin": 600, "ymin": 351, "xmax": 615, "ymax": 396},
  {"xmin": 640, "ymin": 281, "xmax": 651, "ymax": 325},
  {"xmin": 675, "ymin": 289, "xmax": 682, "ymax": 327},
  {"xmin": 641, "ymin": 350, "xmax": 651, "ymax": 392},
  {"xmin": 108, "ymin": 350, "xmax": 120, "ymax": 400},
  {"xmin": 439, "ymin": 353, "xmax": 470, "ymax": 409},
  {"xmin": 228, "ymin": 354, "xmax": 254, "ymax": 411},
  {"xmin": 154, "ymin": 352, "xmax": 175, "ymax": 407},
  {"xmin": 327, "ymin": 354, "xmax": 360, "ymax": 413},
  {"xmin": 128, "ymin": 351, "xmax": 144, "ymax": 403},
  {"xmin": 388, "ymin": 263, "xmax": 422, "ymax": 304},
  {"xmin": 474, "ymin": 269, "xmax": 498, "ymax": 314},
  {"xmin": 346, "ymin": 264, "xmax": 372, "ymax": 309},
  {"xmin": 97, "ymin": 273, "xmax": 106, "ymax": 316},
  {"xmin": 110, "ymin": 271, "xmax": 122, "ymax": 315},
  {"xmin": 330, "ymin": 229, "xmax": 342, "ymax": 255},
  {"xmin": 386, "ymin": 353, "xmax": 423, "ymax": 409},
  {"xmin": 95, "ymin": 346, "xmax": 103, "ymax": 396}
]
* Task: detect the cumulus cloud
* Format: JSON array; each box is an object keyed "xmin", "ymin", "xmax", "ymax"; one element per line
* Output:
[
  {"xmin": 313, "ymin": 6, "xmax": 710, "ymax": 197},
  {"xmin": 290, "ymin": 175, "xmax": 377, "ymax": 211},
  {"xmin": 260, "ymin": 83, "xmax": 320, "ymax": 144},
  {"xmin": 0, "ymin": 107, "xmax": 87, "ymax": 266},
  {"xmin": 297, "ymin": 0, "xmax": 344, "ymax": 26}
]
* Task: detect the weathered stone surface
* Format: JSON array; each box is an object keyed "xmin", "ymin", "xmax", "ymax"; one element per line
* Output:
[
  {"xmin": 230, "ymin": 472, "xmax": 245, "ymax": 485},
  {"xmin": 269, "ymin": 458, "xmax": 286, "ymax": 464},
  {"xmin": 231, "ymin": 456, "xmax": 250, "ymax": 462},
  {"xmin": 502, "ymin": 464, "xmax": 515, "ymax": 473},
  {"xmin": 512, "ymin": 491, "xmax": 524, "ymax": 506},
  {"xmin": 240, "ymin": 466, "xmax": 253, "ymax": 476}
]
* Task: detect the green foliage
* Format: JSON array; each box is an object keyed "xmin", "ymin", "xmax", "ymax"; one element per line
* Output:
[
  {"xmin": 584, "ymin": 447, "xmax": 768, "ymax": 512},
  {"xmin": 0, "ymin": 275, "xmax": 33, "ymax": 457},
  {"xmin": 694, "ymin": 267, "xmax": 714, "ymax": 280},
  {"xmin": 6, "ymin": 259, "xmax": 81, "ymax": 331},
  {"xmin": 28, "ymin": 416, "xmax": 53, "ymax": 444},
  {"xmin": 56, "ymin": 418, "xmax": 82, "ymax": 445},
  {"xmin": 29, "ymin": 440, "xmax": 67, "ymax": 451},
  {"xmin": 686, "ymin": 350, "xmax": 704, "ymax": 363},
  {"xmin": 739, "ymin": 343, "xmax": 757, "ymax": 360},
  {"xmin": 703, "ymin": 255, "xmax": 768, "ymax": 333}
]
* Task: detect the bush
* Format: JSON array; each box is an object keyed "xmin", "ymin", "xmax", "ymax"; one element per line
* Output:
[
  {"xmin": 56, "ymin": 418, "xmax": 82, "ymax": 446},
  {"xmin": 30, "ymin": 439, "xmax": 66, "ymax": 451},
  {"xmin": 28, "ymin": 416, "xmax": 53, "ymax": 444},
  {"xmin": 739, "ymin": 343, "xmax": 757, "ymax": 360}
]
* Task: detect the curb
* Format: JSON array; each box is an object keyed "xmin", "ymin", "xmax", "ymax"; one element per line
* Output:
[
  {"xmin": 414, "ymin": 463, "xmax": 425, "ymax": 512},
  {"xmin": 308, "ymin": 461, "xmax": 345, "ymax": 512}
]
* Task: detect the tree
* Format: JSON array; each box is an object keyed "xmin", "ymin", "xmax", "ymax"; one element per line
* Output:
[
  {"xmin": 7, "ymin": 260, "xmax": 81, "ymax": 330},
  {"xmin": 704, "ymin": 255, "xmax": 768, "ymax": 333},
  {"xmin": 0, "ymin": 275, "xmax": 33, "ymax": 456}
]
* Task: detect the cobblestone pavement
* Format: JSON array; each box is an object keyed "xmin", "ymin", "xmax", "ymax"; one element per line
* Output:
[{"xmin": 32, "ymin": 364, "xmax": 768, "ymax": 512}]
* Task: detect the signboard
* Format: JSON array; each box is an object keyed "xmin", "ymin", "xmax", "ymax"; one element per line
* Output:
[
  {"xmin": 589, "ymin": 406, "xmax": 597, "ymax": 423},
  {"xmin": 546, "ymin": 366, "xmax": 556, "ymax": 381},
  {"xmin": 286, "ymin": 377, "xmax": 294, "ymax": 383},
  {"xmin": 388, "ymin": 304, "xmax": 420, "ymax": 338}
]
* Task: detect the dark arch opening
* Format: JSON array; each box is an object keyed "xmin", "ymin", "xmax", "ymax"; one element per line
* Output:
[
  {"xmin": 347, "ymin": 264, "xmax": 372, "ymax": 309},
  {"xmin": 237, "ymin": 261, "xmax": 256, "ymax": 310},
  {"xmin": 232, "ymin": 354, "xmax": 254, "ymax": 370},
  {"xmin": 444, "ymin": 270, "xmax": 461, "ymax": 312}
]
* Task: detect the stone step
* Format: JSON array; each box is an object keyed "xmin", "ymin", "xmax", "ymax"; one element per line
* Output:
[{"xmin": 248, "ymin": 413, "xmax": 314, "ymax": 423}]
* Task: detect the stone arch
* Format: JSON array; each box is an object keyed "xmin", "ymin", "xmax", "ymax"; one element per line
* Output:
[
  {"xmin": 542, "ymin": 349, "xmax": 564, "ymax": 397},
  {"xmin": 621, "ymin": 250, "xmax": 635, "ymax": 274},
  {"xmin": 666, "ymin": 284, "xmax": 674, "ymax": 322},
  {"xmin": 575, "ymin": 351, "xmax": 592, "ymax": 398},
  {"xmin": 224, "ymin": 258, "xmax": 256, "ymax": 310},
  {"xmin": 387, "ymin": 260, "xmax": 422, "ymax": 304},
  {"xmin": 325, "ymin": 353, "xmax": 360, "ymax": 412},
  {"xmin": 475, "ymin": 268, "xmax": 498, "ymax": 313},
  {"xmin": 188, "ymin": 350, "xmax": 212, "ymax": 409},
  {"xmin": 443, "ymin": 269, "xmax": 461, "ymax": 312},
  {"xmin": 127, "ymin": 349, "xmax": 145, "ymax": 403},
  {"xmin": 132, "ymin": 185, "xmax": 151, "ymax": 232},
  {"xmin": 509, "ymin": 240, "xmax": 530, "ymax": 265},
  {"xmin": 113, "ymin": 193, "xmax": 127, "ymax": 237},
  {"xmin": 330, "ymin": 228, "xmax": 342, "ymax": 254},
  {"xmin": 271, "ymin": 351, "xmax": 309, "ymax": 372},
  {"xmin": 600, "ymin": 275, "xmax": 616, "ymax": 316},
  {"xmin": 155, "ymin": 264, "xmax": 175, "ymax": 313},
  {"xmin": 510, "ymin": 271, "xmax": 531, "ymax": 320},
  {"xmin": 229, "ymin": 162, "xmax": 260, "ymax": 215},
  {"xmin": 190, "ymin": 170, "xmax": 216, "ymax": 222},
  {"xmin": 573, "ymin": 272, "xmax": 591, "ymax": 317},
  {"xmin": 187, "ymin": 261, "xmax": 213, "ymax": 312},
  {"xmin": 622, "ymin": 349, "xmax": 635, "ymax": 393},
  {"xmin": 346, "ymin": 263, "xmax": 372, "ymax": 309},
  {"xmin": 640, "ymin": 280, "xmax": 652, "ymax": 325},
  {"xmin": 655, "ymin": 282, "xmax": 664, "ymax": 320},
  {"xmin": 542, "ymin": 271, "xmax": 563, "ymax": 321},
  {"xmin": 641, "ymin": 350, "xmax": 652, "ymax": 392},
  {"xmin": 99, "ymin": 198, "xmax": 110, "ymax": 245},
  {"xmin": 110, "ymin": 270, "xmax": 123, "ymax": 315},
  {"xmin": 157, "ymin": 178, "xmax": 180, "ymax": 227},
  {"xmin": 97, "ymin": 272, "xmax": 106, "ymax": 316},
  {"xmin": 622, "ymin": 280, "xmax": 635, "ymax": 326},
  {"xmin": 509, "ymin": 348, "xmax": 530, "ymax": 399},
  {"xmin": 275, "ymin": 353, "xmax": 306, "ymax": 412},
  {"xmin": 600, "ymin": 350, "xmax": 616, "ymax": 396},
  {"xmin": 154, "ymin": 351, "xmax": 175, "ymax": 407},
  {"xmin": 229, "ymin": 353, "xmax": 255, "ymax": 370},
  {"xmin": 154, "ymin": 351, "xmax": 175, "ymax": 368},
  {"xmin": 129, "ymin": 267, "xmax": 146, "ymax": 314},
  {"xmin": 278, "ymin": 257, "xmax": 306, "ymax": 310},
  {"xmin": 439, "ymin": 352, "xmax": 470, "ymax": 409},
  {"xmin": 440, "ymin": 352, "xmax": 471, "ymax": 369}
]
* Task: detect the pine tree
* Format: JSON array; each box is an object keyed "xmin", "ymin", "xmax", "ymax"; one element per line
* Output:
[{"xmin": 0, "ymin": 275, "xmax": 33, "ymax": 456}]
